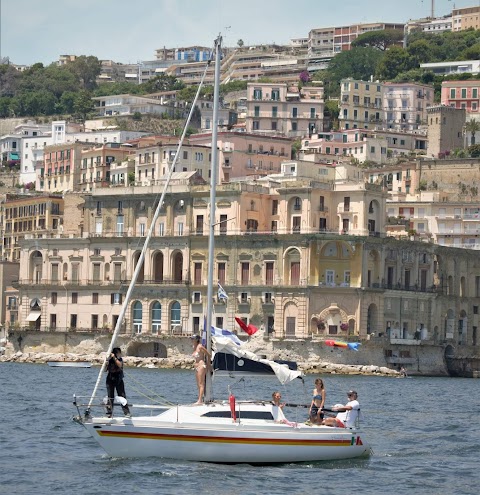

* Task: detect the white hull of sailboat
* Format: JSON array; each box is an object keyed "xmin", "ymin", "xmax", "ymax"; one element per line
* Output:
[
  {"xmin": 82, "ymin": 403, "xmax": 370, "ymax": 463},
  {"xmin": 48, "ymin": 361, "xmax": 92, "ymax": 368}
]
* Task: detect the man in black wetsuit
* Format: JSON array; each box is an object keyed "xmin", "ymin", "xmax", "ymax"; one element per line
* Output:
[{"xmin": 105, "ymin": 347, "xmax": 131, "ymax": 417}]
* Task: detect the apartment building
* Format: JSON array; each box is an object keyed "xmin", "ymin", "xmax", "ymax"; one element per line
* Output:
[
  {"xmin": 38, "ymin": 142, "xmax": 89, "ymax": 193},
  {"xmin": 245, "ymin": 82, "xmax": 324, "ymax": 138},
  {"xmin": 386, "ymin": 191, "xmax": 480, "ymax": 250},
  {"xmin": 13, "ymin": 174, "xmax": 480, "ymax": 359},
  {"xmin": 308, "ymin": 22, "xmax": 404, "ymax": 59},
  {"xmin": 340, "ymin": 79, "xmax": 384, "ymax": 130},
  {"xmin": 452, "ymin": 5, "xmax": 480, "ymax": 31},
  {"xmin": 441, "ymin": 80, "xmax": 480, "ymax": 114},
  {"xmin": 384, "ymin": 83, "xmax": 434, "ymax": 131},
  {"xmin": 78, "ymin": 144, "xmax": 132, "ymax": 192},
  {"xmin": 189, "ymin": 131, "xmax": 292, "ymax": 182},
  {"xmin": 1, "ymin": 194, "xmax": 63, "ymax": 261},
  {"xmin": 302, "ymin": 129, "xmax": 388, "ymax": 164},
  {"xmin": 420, "ymin": 60, "xmax": 480, "ymax": 76},
  {"xmin": 92, "ymin": 94, "xmax": 182, "ymax": 117},
  {"xmin": 340, "ymin": 79, "xmax": 433, "ymax": 131},
  {"xmin": 406, "ymin": 16, "xmax": 452, "ymax": 34}
]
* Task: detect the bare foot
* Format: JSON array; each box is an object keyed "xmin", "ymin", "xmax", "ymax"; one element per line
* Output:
[{"xmin": 194, "ymin": 401, "xmax": 203, "ymax": 405}]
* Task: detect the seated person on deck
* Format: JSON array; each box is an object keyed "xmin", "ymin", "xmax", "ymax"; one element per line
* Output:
[
  {"xmin": 322, "ymin": 390, "xmax": 360, "ymax": 428},
  {"xmin": 271, "ymin": 391, "xmax": 287, "ymax": 422}
]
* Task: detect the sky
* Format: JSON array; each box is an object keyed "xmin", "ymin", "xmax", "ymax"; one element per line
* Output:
[{"xmin": 0, "ymin": 0, "xmax": 477, "ymax": 66}]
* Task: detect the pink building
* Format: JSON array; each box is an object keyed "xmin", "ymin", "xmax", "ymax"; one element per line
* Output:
[
  {"xmin": 441, "ymin": 80, "xmax": 480, "ymax": 113},
  {"xmin": 189, "ymin": 131, "xmax": 292, "ymax": 182}
]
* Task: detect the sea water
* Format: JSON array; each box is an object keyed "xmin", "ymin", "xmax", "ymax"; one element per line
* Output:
[{"xmin": 0, "ymin": 363, "xmax": 478, "ymax": 495}]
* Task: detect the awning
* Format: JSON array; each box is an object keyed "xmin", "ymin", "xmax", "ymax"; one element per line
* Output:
[
  {"xmin": 9, "ymin": 153, "xmax": 19, "ymax": 160},
  {"xmin": 26, "ymin": 312, "xmax": 41, "ymax": 322}
]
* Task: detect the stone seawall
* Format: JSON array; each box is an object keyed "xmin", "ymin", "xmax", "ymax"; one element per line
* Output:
[{"xmin": 1, "ymin": 330, "xmax": 451, "ymax": 376}]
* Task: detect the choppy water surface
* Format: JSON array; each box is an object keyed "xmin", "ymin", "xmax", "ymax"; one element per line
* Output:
[{"xmin": 0, "ymin": 363, "xmax": 478, "ymax": 495}]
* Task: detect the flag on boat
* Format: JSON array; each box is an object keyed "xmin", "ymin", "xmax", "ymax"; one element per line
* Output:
[
  {"xmin": 217, "ymin": 283, "xmax": 228, "ymax": 301},
  {"xmin": 235, "ymin": 316, "xmax": 259, "ymax": 336},
  {"xmin": 211, "ymin": 326, "xmax": 242, "ymax": 345},
  {"xmin": 202, "ymin": 317, "xmax": 242, "ymax": 346}
]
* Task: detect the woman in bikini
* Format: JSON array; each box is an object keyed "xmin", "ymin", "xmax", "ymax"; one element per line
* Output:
[
  {"xmin": 191, "ymin": 334, "xmax": 211, "ymax": 404},
  {"xmin": 309, "ymin": 378, "xmax": 326, "ymax": 424}
]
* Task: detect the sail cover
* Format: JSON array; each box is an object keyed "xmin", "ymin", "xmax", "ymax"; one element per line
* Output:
[{"xmin": 212, "ymin": 336, "xmax": 303, "ymax": 384}]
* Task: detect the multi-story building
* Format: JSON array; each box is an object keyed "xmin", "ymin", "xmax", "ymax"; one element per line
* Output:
[
  {"xmin": 406, "ymin": 15, "xmax": 452, "ymax": 34},
  {"xmin": 373, "ymin": 129, "xmax": 428, "ymax": 157},
  {"xmin": 245, "ymin": 82, "xmax": 324, "ymax": 138},
  {"xmin": 340, "ymin": 79, "xmax": 433, "ymax": 131},
  {"xmin": 301, "ymin": 129, "xmax": 388, "ymax": 164},
  {"xmin": 426, "ymin": 105, "xmax": 466, "ymax": 158},
  {"xmin": 384, "ymin": 82, "xmax": 434, "ymax": 131},
  {"xmin": 92, "ymin": 94, "xmax": 183, "ymax": 117},
  {"xmin": 78, "ymin": 144, "xmax": 132, "ymax": 192},
  {"xmin": 13, "ymin": 173, "xmax": 480, "ymax": 367},
  {"xmin": 154, "ymin": 46, "xmax": 212, "ymax": 62},
  {"xmin": 441, "ymin": 80, "xmax": 480, "ymax": 114},
  {"xmin": 189, "ymin": 131, "xmax": 292, "ymax": 182},
  {"xmin": 452, "ymin": 5, "xmax": 480, "ymax": 31},
  {"xmin": 420, "ymin": 60, "xmax": 480, "ymax": 76},
  {"xmin": 308, "ymin": 22, "xmax": 404, "ymax": 59},
  {"xmin": 340, "ymin": 79, "xmax": 384, "ymax": 130},
  {"xmin": 1, "ymin": 194, "xmax": 63, "ymax": 261},
  {"xmin": 38, "ymin": 142, "xmax": 88, "ymax": 193}
]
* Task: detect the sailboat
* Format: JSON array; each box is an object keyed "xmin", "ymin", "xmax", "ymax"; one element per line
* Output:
[{"xmin": 73, "ymin": 35, "xmax": 370, "ymax": 463}]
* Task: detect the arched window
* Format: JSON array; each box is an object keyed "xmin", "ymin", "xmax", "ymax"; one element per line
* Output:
[
  {"xmin": 151, "ymin": 301, "xmax": 162, "ymax": 334},
  {"xmin": 133, "ymin": 301, "xmax": 143, "ymax": 334},
  {"xmin": 170, "ymin": 301, "xmax": 181, "ymax": 332}
]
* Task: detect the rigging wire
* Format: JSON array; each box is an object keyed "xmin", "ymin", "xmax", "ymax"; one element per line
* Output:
[{"xmin": 85, "ymin": 45, "xmax": 216, "ymax": 416}]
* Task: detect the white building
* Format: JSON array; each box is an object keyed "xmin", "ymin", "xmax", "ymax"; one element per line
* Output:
[{"xmin": 420, "ymin": 60, "xmax": 480, "ymax": 76}]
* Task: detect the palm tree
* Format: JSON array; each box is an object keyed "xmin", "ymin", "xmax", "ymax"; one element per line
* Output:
[{"xmin": 465, "ymin": 118, "xmax": 480, "ymax": 146}]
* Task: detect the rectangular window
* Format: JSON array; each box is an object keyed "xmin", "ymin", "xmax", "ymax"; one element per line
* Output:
[
  {"xmin": 111, "ymin": 293, "xmax": 122, "ymax": 305},
  {"xmin": 51, "ymin": 292, "xmax": 57, "ymax": 304},
  {"xmin": 272, "ymin": 106, "xmax": 277, "ymax": 118},
  {"xmin": 461, "ymin": 88, "xmax": 467, "ymax": 98},
  {"xmin": 194, "ymin": 263, "xmax": 202, "ymax": 285},
  {"xmin": 218, "ymin": 262, "xmax": 226, "ymax": 286},
  {"xmin": 472, "ymin": 88, "xmax": 478, "ymax": 98},
  {"xmin": 50, "ymin": 314, "xmax": 57, "ymax": 329},
  {"xmin": 220, "ymin": 214, "xmax": 227, "ymax": 235},
  {"xmin": 91, "ymin": 315, "xmax": 98, "ymax": 329},
  {"xmin": 241, "ymin": 262, "xmax": 250, "ymax": 285},
  {"xmin": 292, "ymin": 108, "xmax": 298, "ymax": 118},
  {"xmin": 272, "ymin": 200, "xmax": 278, "ymax": 215},
  {"xmin": 72, "ymin": 292, "xmax": 78, "ymax": 304},
  {"xmin": 92, "ymin": 293, "xmax": 99, "ymax": 304},
  {"xmin": 450, "ymin": 88, "xmax": 456, "ymax": 98},
  {"xmin": 266, "ymin": 262, "xmax": 274, "ymax": 285},
  {"xmin": 70, "ymin": 314, "xmax": 77, "ymax": 328},
  {"xmin": 93, "ymin": 263, "xmax": 101, "ymax": 281}
]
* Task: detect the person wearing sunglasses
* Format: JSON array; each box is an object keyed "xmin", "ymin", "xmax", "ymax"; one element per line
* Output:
[{"xmin": 322, "ymin": 390, "xmax": 360, "ymax": 428}]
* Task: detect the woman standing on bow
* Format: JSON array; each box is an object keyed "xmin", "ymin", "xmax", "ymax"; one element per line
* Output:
[{"xmin": 191, "ymin": 334, "xmax": 211, "ymax": 404}]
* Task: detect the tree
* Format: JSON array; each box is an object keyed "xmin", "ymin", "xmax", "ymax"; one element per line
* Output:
[
  {"xmin": 237, "ymin": 39, "xmax": 244, "ymax": 48},
  {"xmin": 73, "ymin": 90, "xmax": 95, "ymax": 122},
  {"xmin": 465, "ymin": 119, "xmax": 480, "ymax": 146},
  {"xmin": 377, "ymin": 46, "xmax": 414, "ymax": 80},
  {"xmin": 142, "ymin": 74, "xmax": 185, "ymax": 93},
  {"xmin": 468, "ymin": 144, "xmax": 480, "ymax": 158},
  {"xmin": 351, "ymin": 29, "xmax": 404, "ymax": 51},
  {"xmin": 324, "ymin": 99, "xmax": 339, "ymax": 130},
  {"xmin": 324, "ymin": 47, "xmax": 383, "ymax": 92},
  {"xmin": 66, "ymin": 55, "xmax": 102, "ymax": 90}
]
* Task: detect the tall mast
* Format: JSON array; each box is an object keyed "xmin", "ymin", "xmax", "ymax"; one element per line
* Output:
[{"xmin": 204, "ymin": 34, "xmax": 222, "ymax": 402}]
